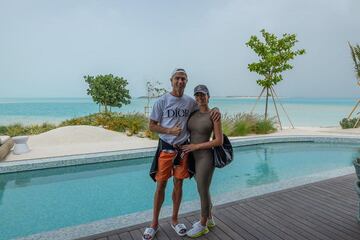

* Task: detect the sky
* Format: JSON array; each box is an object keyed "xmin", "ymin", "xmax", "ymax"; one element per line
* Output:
[{"xmin": 0, "ymin": 0, "xmax": 359, "ymax": 98}]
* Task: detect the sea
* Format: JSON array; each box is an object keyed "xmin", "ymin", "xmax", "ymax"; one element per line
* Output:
[{"xmin": 0, "ymin": 97, "xmax": 358, "ymax": 127}]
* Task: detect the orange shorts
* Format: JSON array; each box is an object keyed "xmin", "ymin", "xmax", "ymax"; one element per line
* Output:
[{"xmin": 155, "ymin": 151, "xmax": 189, "ymax": 181}]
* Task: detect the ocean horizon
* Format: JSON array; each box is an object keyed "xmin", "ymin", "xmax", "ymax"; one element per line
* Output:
[{"xmin": 0, "ymin": 97, "xmax": 358, "ymax": 127}]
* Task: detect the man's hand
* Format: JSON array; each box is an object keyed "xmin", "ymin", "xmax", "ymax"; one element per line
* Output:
[
  {"xmin": 210, "ymin": 107, "xmax": 221, "ymax": 122},
  {"xmin": 181, "ymin": 143, "xmax": 200, "ymax": 153},
  {"xmin": 167, "ymin": 123, "xmax": 182, "ymax": 136}
]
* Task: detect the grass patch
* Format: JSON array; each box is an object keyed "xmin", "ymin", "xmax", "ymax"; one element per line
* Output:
[
  {"xmin": 0, "ymin": 123, "xmax": 57, "ymax": 137},
  {"xmin": 0, "ymin": 112, "xmax": 276, "ymax": 138},
  {"xmin": 222, "ymin": 113, "xmax": 276, "ymax": 136},
  {"xmin": 59, "ymin": 112, "xmax": 148, "ymax": 135},
  {"xmin": 0, "ymin": 113, "xmax": 148, "ymax": 137}
]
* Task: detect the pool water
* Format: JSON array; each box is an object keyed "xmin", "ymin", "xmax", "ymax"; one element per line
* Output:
[{"xmin": 0, "ymin": 142, "xmax": 359, "ymax": 239}]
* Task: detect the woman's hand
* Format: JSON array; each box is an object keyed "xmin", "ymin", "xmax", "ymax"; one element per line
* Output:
[{"xmin": 181, "ymin": 144, "xmax": 200, "ymax": 153}]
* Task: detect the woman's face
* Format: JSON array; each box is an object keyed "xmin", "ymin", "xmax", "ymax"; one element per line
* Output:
[{"xmin": 194, "ymin": 92, "xmax": 209, "ymax": 107}]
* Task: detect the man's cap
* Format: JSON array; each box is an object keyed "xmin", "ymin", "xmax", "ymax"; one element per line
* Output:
[
  {"xmin": 194, "ymin": 84, "xmax": 210, "ymax": 96},
  {"xmin": 171, "ymin": 68, "xmax": 187, "ymax": 79}
]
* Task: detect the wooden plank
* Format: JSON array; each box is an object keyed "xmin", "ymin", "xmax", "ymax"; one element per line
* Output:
[
  {"xmin": 129, "ymin": 230, "xmax": 143, "ymax": 240},
  {"xmin": 118, "ymin": 232, "xmax": 132, "ymax": 240},
  {"xmin": 268, "ymin": 192, "xmax": 360, "ymax": 239},
  {"xmin": 307, "ymin": 184, "xmax": 358, "ymax": 203},
  {"xmin": 263, "ymin": 196, "xmax": 357, "ymax": 240},
  {"xmin": 293, "ymin": 188, "xmax": 358, "ymax": 215},
  {"xmin": 225, "ymin": 205, "xmax": 284, "ymax": 240},
  {"xmin": 209, "ymin": 215, "xmax": 247, "ymax": 240},
  {"xmin": 233, "ymin": 204, "xmax": 300, "ymax": 240},
  {"xmin": 77, "ymin": 174, "xmax": 360, "ymax": 240},
  {"xmin": 239, "ymin": 202, "xmax": 310, "ymax": 240},
  {"xmin": 108, "ymin": 234, "xmax": 120, "ymax": 240},
  {"xmin": 216, "ymin": 208, "xmax": 259, "ymax": 240},
  {"xmin": 154, "ymin": 225, "xmax": 171, "ymax": 240},
  {"xmin": 302, "ymin": 186, "xmax": 358, "ymax": 206},
  {"xmin": 249, "ymin": 198, "xmax": 332, "ymax": 240},
  {"xmin": 281, "ymin": 189, "xmax": 360, "ymax": 231},
  {"xmin": 160, "ymin": 221, "xmax": 186, "ymax": 240},
  {"xmin": 279, "ymin": 189, "xmax": 355, "ymax": 217}
]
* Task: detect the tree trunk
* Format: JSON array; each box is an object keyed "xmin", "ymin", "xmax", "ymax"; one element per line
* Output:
[{"xmin": 265, "ymin": 87, "xmax": 269, "ymax": 120}]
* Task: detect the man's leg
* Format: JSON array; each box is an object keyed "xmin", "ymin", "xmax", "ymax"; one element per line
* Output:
[
  {"xmin": 151, "ymin": 180, "xmax": 167, "ymax": 228},
  {"xmin": 172, "ymin": 177, "xmax": 183, "ymax": 225},
  {"xmin": 151, "ymin": 151, "xmax": 173, "ymax": 228}
]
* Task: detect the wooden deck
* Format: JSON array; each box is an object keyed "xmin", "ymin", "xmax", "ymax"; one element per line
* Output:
[{"xmin": 78, "ymin": 174, "xmax": 360, "ymax": 240}]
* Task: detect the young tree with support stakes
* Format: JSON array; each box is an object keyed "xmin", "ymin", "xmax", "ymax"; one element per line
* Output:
[
  {"xmin": 246, "ymin": 29, "xmax": 305, "ymax": 129},
  {"xmin": 144, "ymin": 81, "xmax": 167, "ymax": 117},
  {"xmin": 346, "ymin": 42, "xmax": 360, "ymax": 128},
  {"xmin": 84, "ymin": 74, "xmax": 131, "ymax": 113}
]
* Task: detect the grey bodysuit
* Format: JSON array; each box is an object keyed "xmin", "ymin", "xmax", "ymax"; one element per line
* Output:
[{"xmin": 188, "ymin": 111, "xmax": 214, "ymax": 219}]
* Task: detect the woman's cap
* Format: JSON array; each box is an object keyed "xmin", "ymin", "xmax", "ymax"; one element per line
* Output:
[{"xmin": 194, "ymin": 84, "xmax": 210, "ymax": 96}]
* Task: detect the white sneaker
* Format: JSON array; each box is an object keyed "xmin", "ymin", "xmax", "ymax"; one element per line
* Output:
[
  {"xmin": 187, "ymin": 221, "xmax": 209, "ymax": 238},
  {"xmin": 207, "ymin": 217, "xmax": 216, "ymax": 228}
]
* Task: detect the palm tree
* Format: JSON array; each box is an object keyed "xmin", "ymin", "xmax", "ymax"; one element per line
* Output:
[
  {"xmin": 346, "ymin": 42, "xmax": 360, "ymax": 127},
  {"xmin": 349, "ymin": 42, "xmax": 360, "ymax": 83}
]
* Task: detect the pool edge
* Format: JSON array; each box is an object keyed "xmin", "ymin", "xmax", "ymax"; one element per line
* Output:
[{"xmin": 1, "ymin": 135, "xmax": 360, "ymax": 174}]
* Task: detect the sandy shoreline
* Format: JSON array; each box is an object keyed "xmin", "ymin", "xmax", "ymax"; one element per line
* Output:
[{"xmin": 3, "ymin": 125, "xmax": 360, "ymax": 162}]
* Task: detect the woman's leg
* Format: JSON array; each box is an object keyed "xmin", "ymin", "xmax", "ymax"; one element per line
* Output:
[{"xmin": 195, "ymin": 156, "xmax": 215, "ymax": 226}]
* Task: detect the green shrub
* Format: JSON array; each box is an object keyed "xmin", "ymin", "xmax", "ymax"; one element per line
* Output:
[
  {"xmin": 122, "ymin": 113, "xmax": 148, "ymax": 134},
  {"xmin": 60, "ymin": 112, "xmax": 148, "ymax": 135},
  {"xmin": 340, "ymin": 118, "xmax": 359, "ymax": 129},
  {"xmin": 0, "ymin": 112, "xmax": 276, "ymax": 138},
  {"xmin": 27, "ymin": 123, "xmax": 57, "ymax": 135},
  {"xmin": 5, "ymin": 123, "xmax": 25, "ymax": 136},
  {"xmin": 231, "ymin": 120, "xmax": 252, "ymax": 136},
  {"xmin": 255, "ymin": 119, "xmax": 277, "ymax": 134},
  {"xmin": 145, "ymin": 129, "xmax": 159, "ymax": 140},
  {"xmin": 221, "ymin": 113, "xmax": 276, "ymax": 136},
  {"xmin": 0, "ymin": 123, "xmax": 57, "ymax": 136},
  {"xmin": 59, "ymin": 114, "xmax": 99, "ymax": 126},
  {"xmin": 0, "ymin": 126, "xmax": 7, "ymax": 135}
]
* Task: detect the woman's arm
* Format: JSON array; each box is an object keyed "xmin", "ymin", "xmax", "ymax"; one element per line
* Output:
[{"xmin": 181, "ymin": 118, "xmax": 223, "ymax": 153}]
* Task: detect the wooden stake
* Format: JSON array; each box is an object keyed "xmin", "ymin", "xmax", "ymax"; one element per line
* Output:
[
  {"xmin": 271, "ymin": 86, "xmax": 295, "ymax": 128},
  {"xmin": 265, "ymin": 87, "xmax": 269, "ymax": 120},
  {"xmin": 347, "ymin": 99, "xmax": 360, "ymax": 120},
  {"xmin": 354, "ymin": 117, "xmax": 360, "ymax": 128},
  {"xmin": 251, "ymin": 87, "xmax": 266, "ymax": 114},
  {"xmin": 270, "ymin": 87, "xmax": 282, "ymax": 130}
]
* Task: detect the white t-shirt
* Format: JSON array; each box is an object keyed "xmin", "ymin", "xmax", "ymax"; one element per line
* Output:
[{"xmin": 150, "ymin": 93, "xmax": 198, "ymax": 145}]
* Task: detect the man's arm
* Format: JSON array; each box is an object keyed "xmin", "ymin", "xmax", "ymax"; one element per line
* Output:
[{"xmin": 149, "ymin": 120, "xmax": 182, "ymax": 136}]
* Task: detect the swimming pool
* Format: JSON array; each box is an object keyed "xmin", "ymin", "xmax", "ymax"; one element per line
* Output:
[{"xmin": 0, "ymin": 140, "xmax": 359, "ymax": 240}]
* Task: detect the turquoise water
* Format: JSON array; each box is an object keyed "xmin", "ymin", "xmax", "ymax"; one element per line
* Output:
[
  {"xmin": 0, "ymin": 142, "xmax": 359, "ymax": 239},
  {"xmin": 0, "ymin": 97, "xmax": 358, "ymax": 126}
]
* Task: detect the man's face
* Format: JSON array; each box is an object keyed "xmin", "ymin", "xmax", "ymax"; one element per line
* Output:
[{"xmin": 171, "ymin": 72, "xmax": 188, "ymax": 91}]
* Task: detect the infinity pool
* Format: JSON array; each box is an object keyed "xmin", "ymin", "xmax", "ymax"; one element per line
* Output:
[{"xmin": 0, "ymin": 142, "xmax": 359, "ymax": 239}]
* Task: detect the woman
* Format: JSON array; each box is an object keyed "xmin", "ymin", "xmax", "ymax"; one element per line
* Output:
[{"xmin": 181, "ymin": 84, "xmax": 223, "ymax": 238}]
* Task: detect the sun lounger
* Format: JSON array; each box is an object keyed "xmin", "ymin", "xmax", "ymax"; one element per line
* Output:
[{"xmin": 0, "ymin": 137, "xmax": 14, "ymax": 160}]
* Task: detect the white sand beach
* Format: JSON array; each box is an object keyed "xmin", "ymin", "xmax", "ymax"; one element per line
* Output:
[
  {"xmin": 4, "ymin": 126, "xmax": 157, "ymax": 161},
  {"xmin": 3, "ymin": 125, "xmax": 360, "ymax": 162}
]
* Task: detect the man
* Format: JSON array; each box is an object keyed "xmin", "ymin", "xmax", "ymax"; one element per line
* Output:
[{"xmin": 142, "ymin": 68, "xmax": 219, "ymax": 240}]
